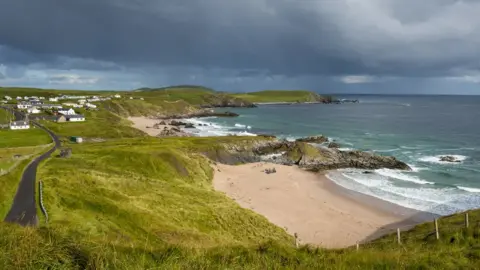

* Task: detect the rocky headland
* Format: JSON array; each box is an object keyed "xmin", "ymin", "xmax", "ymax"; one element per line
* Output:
[{"xmin": 210, "ymin": 137, "xmax": 411, "ymax": 172}]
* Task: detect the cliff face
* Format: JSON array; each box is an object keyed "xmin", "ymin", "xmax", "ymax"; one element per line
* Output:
[{"xmin": 201, "ymin": 94, "xmax": 257, "ymax": 108}]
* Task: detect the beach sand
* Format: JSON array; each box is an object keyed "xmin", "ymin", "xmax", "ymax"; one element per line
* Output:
[
  {"xmin": 128, "ymin": 116, "xmax": 192, "ymax": 137},
  {"xmin": 213, "ymin": 162, "xmax": 422, "ymax": 248}
]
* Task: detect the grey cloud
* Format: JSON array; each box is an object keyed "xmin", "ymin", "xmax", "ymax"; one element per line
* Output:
[
  {"xmin": 0, "ymin": 72, "xmax": 5, "ymax": 79},
  {"xmin": 1, "ymin": 0, "xmax": 480, "ymax": 87}
]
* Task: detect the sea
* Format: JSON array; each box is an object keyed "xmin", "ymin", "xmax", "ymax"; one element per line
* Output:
[{"xmin": 185, "ymin": 95, "xmax": 480, "ymax": 216}]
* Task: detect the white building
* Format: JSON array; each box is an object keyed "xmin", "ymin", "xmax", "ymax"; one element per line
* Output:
[
  {"xmin": 49, "ymin": 97, "xmax": 59, "ymax": 102},
  {"xmin": 62, "ymin": 102, "xmax": 82, "ymax": 108},
  {"xmin": 58, "ymin": 108, "xmax": 77, "ymax": 115},
  {"xmin": 39, "ymin": 97, "xmax": 45, "ymax": 100},
  {"xmin": 24, "ymin": 96, "xmax": 29, "ymax": 100},
  {"xmin": 16, "ymin": 96, "xmax": 22, "ymax": 100},
  {"xmin": 78, "ymin": 99, "xmax": 87, "ymax": 104},
  {"xmin": 16, "ymin": 102, "xmax": 32, "ymax": 109},
  {"xmin": 4, "ymin": 96, "xmax": 12, "ymax": 100},
  {"xmin": 114, "ymin": 94, "xmax": 121, "ymax": 98},
  {"xmin": 67, "ymin": 115, "xmax": 85, "ymax": 122},
  {"xmin": 84, "ymin": 103, "xmax": 97, "ymax": 109},
  {"xmin": 9, "ymin": 121, "xmax": 30, "ymax": 130},
  {"xmin": 27, "ymin": 107, "xmax": 41, "ymax": 114}
]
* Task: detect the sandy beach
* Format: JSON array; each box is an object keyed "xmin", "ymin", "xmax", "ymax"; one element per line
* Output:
[
  {"xmin": 213, "ymin": 162, "xmax": 422, "ymax": 248},
  {"xmin": 128, "ymin": 116, "xmax": 192, "ymax": 137}
]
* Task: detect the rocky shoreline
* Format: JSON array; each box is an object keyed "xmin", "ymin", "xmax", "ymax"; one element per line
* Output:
[
  {"xmin": 210, "ymin": 137, "xmax": 411, "ymax": 172},
  {"xmin": 157, "ymin": 109, "xmax": 239, "ymax": 119}
]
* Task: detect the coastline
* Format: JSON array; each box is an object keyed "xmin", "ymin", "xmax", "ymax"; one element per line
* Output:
[{"xmin": 213, "ymin": 162, "xmax": 428, "ymax": 248}]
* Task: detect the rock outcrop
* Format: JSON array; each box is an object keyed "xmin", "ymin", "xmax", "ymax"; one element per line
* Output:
[
  {"xmin": 439, "ymin": 156, "xmax": 461, "ymax": 163},
  {"xmin": 327, "ymin": 142, "xmax": 340, "ymax": 148},
  {"xmin": 296, "ymin": 135, "xmax": 329, "ymax": 144},
  {"xmin": 219, "ymin": 139, "xmax": 411, "ymax": 171}
]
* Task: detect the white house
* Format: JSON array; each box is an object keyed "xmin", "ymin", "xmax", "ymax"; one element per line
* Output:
[
  {"xmin": 78, "ymin": 99, "xmax": 87, "ymax": 104},
  {"xmin": 4, "ymin": 96, "xmax": 12, "ymax": 100},
  {"xmin": 27, "ymin": 107, "xmax": 41, "ymax": 114},
  {"xmin": 67, "ymin": 115, "xmax": 85, "ymax": 122},
  {"xmin": 114, "ymin": 94, "xmax": 121, "ymax": 98},
  {"xmin": 58, "ymin": 108, "xmax": 77, "ymax": 115},
  {"xmin": 16, "ymin": 96, "xmax": 22, "ymax": 100},
  {"xmin": 62, "ymin": 102, "xmax": 82, "ymax": 108},
  {"xmin": 16, "ymin": 102, "xmax": 32, "ymax": 109},
  {"xmin": 84, "ymin": 103, "xmax": 97, "ymax": 109},
  {"xmin": 9, "ymin": 121, "xmax": 30, "ymax": 130},
  {"xmin": 24, "ymin": 96, "xmax": 29, "ymax": 100},
  {"xmin": 39, "ymin": 97, "xmax": 45, "ymax": 100},
  {"xmin": 49, "ymin": 97, "xmax": 59, "ymax": 102}
]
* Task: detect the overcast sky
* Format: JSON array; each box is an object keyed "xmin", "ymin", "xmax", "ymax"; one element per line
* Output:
[{"xmin": 1, "ymin": 0, "xmax": 480, "ymax": 94}]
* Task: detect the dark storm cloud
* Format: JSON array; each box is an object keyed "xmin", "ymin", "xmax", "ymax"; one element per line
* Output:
[{"xmin": 1, "ymin": 0, "xmax": 480, "ymax": 87}]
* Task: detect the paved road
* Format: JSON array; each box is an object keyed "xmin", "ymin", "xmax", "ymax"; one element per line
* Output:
[{"xmin": 3, "ymin": 115, "xmax": 60, "ymax": 226}]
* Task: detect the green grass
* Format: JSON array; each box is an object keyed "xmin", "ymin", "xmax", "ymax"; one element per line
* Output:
[
  {"xmin": 0, "ymin": 129, "xmax": 52, "ymax": 148},
  {"xmin": 233, "ymin": 90, "xmax": 330, "ymax": 103},
  {"xmin": 0, "ymin": 145, "xmax": 51, "ymax": 172},
  {"xmin": 0, "ymin": 108, "xmax": 14, "ymax": 124},
  {"xmin": 0, "ymin": 136, "xmax": 479, "ymax": 268},
  {"xmin": 40, "ymin": 109, "xmax": 146, "ymax": 139}
]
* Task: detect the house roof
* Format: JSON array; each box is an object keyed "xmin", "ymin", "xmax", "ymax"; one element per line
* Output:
[{"xmin": 67, "ymin": 114, "xmax": 85, "ymax": 119}]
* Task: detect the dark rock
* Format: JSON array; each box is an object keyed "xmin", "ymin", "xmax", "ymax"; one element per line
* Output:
[
  {"xmin": 328, "ymin": 142, "xmax": 341, "ymax": 148},
  {"xmin": 296, "ymin": 135, "xmax": 329, "ymax": 144},
  {"xmin": 439, "ymin": 156, "xmax": 461, "ymax": 163},
  {"xmin": 170, "ymin": 120, "xmax": 187, "ymax": 126},
  {"xmin": 159, "ymin": 121, "xmax": 166, "ymax": 125},
  {"xmin": 257, "ymin": 134, "xmax": 277, "ymax": 139},
  {"xmin": 184, "ymin": 123, "xmax": 195, "ymax": 128},
  {"xmin": 363, "ymin": 171, "xmax": 374, "ymax": 174}
]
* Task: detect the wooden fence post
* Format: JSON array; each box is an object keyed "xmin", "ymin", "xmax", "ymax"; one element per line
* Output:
[
  {"xmin": 465, "ymin": 213, "xmax": 469, "ymax": 228},
  {"xmin": 356, "ymin": 242, "xmax": 359, "ymax": 251},
  {"xmin": 435, "ymin": 219, "xmax": 439, "ymax": 240},
  {"xmin": 397, "ymin": 228, "xmax": 401, "ymax": 245},
  {"xmin": 294, "ymin": 233, "xmax": 299, "ymax": 248}
]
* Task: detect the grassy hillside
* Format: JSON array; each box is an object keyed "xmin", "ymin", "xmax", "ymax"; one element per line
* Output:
[
  {"xmin": 234, "ymin": 90, "xmax": 332, "ymax": 103},
  {"xmin": 0, "ymin": 136, "xmax": 479, "ymax": 268},
  {"xmin": 40, "ymin": 109, "xmax": 146, "ymax": 139}
]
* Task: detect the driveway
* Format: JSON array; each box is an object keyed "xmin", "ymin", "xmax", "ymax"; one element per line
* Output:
[{"xmin": 4, "ymin": 118, "xmax": 60, "ymax": 226}]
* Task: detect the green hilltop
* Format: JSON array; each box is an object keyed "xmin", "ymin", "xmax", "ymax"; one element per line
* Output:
[{"xmin": 0, "ymin": 86, "xmax": 478, "ymax": 269}]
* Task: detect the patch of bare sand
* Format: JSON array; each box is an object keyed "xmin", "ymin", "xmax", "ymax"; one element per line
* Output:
[
  {"xmin": 213, "ymin": 162, "xmax": 413, "ymax": 248},
  {"xmin": 128, "ymin": 116, "xmax": 191, "ymax": 137}
]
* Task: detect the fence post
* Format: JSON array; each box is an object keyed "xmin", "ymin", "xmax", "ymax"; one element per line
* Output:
[
  {"xmin": 434, "ymin": 219, "xmax": 439, "ymax": 240},
  {"xmin": 356, "ymin": 241, "xmax": 359, "ymax": 251},
  {"xmin": 465, "ymin": 213, "xmax": 469, "ymax": 228},
  {"xmin": 397, "ymin": 228, "xmax": 401, "ymax": 245},
  {"xmin": 38, "ymin": 180, "xmax": 48, "ymax": 224},
  {"xmin": 294, "ymin": 233, "xmax": 299, "ymax": 248}
]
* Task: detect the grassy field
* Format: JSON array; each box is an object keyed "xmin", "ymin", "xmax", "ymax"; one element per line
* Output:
[
  {"xmin": 40, "ymin": 109, "xmax": 146, "ymax": 139},
  {"xmin": 233, "ymin": 90, "xmax": 330, "ymax": 103},
  {"xmin": 0, "ymin": 145, "xmax": 51, "ymax": 172},
  {"xmin": 0, "ymin": 108, "xmax": 14, "ymax": 124},
  {"xmin": 0, "ymin": 129, "xmax": 52, "ymax": 148}
]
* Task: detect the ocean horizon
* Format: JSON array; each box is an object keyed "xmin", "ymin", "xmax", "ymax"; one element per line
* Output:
[{"xmin": 185, "ymin": 94, "xmax": 480, "ymax": 216}]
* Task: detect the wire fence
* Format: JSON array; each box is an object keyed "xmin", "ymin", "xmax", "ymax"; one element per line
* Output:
[
  {"xmin": 352, "ymin": 212, "xmax": 479, "ymax": 250},
  {"xmin": 291, "ymin": 212, "xmax": 480, "ymax": 250},
  {"xmin": 38, "ymin": 180, "xmax": 49, "ymax": 224}
]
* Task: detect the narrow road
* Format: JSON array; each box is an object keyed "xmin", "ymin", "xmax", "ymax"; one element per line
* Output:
[{"xmin": 3, "ymin": 115, "xmax": 60, "ymax": 226}]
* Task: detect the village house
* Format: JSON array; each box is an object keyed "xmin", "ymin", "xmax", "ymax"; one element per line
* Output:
[
  {"xmin": 67, "ymin": 115, "xmax": 86, "ymax": 122},
  {"xmin": 27, "ymin": 107, "xmax": 41, "ymax": 114},
  {"xmin": 58, "ymin": 108, "xmax": 77, "ymax": 115},
  {"xmin": 16, "ymin": 102, "xmax": 32, "ymax": 109},
  {"xmin": 4, "ymin": 96, "xmax": 12, "ymax": 100},
  {"xmin": 40, "ymin": 104, "xmax": 62, "ymax": 109},
  {"xmin": 16, "ymin": 96, "xmax": 22, "ymax": 100},
  {"xmin": 114, "ymin": 94, "xmax": 121, "ymax": 98},
  {"xmin": 9, "ymin": 121, "xmax": 30, "ymax": 130},
  {"xmin": 49, "ymin": 97, "xmax": 59, "ymax": 102},
  {"xmin": 78, "ymin": 99, "xmax": 87, "ymax": 104},
  {"xmin": 39, "ymin": 97, "xmax": 45, "ymax": 100},
  {"xmin": 84, "ymin": 103, "xmax": 97, "ymax": 109},
  {"xmin": 55, "ymin": 115, "xmax": 67, "ymax": 123}
]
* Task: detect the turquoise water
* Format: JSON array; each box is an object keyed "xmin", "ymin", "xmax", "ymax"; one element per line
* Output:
[{"xmin": 188, "ymin": 95, "xmax": 480, "ymax": 215}]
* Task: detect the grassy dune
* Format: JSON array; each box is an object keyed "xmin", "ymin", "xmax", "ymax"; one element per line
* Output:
[
  {"xmin": 40, "ymin": 109, "xmax": 146, "ymax": 139},
  {"xmin": 0, "ymin": 137, "xmax": 478, "ymax": 268}
]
